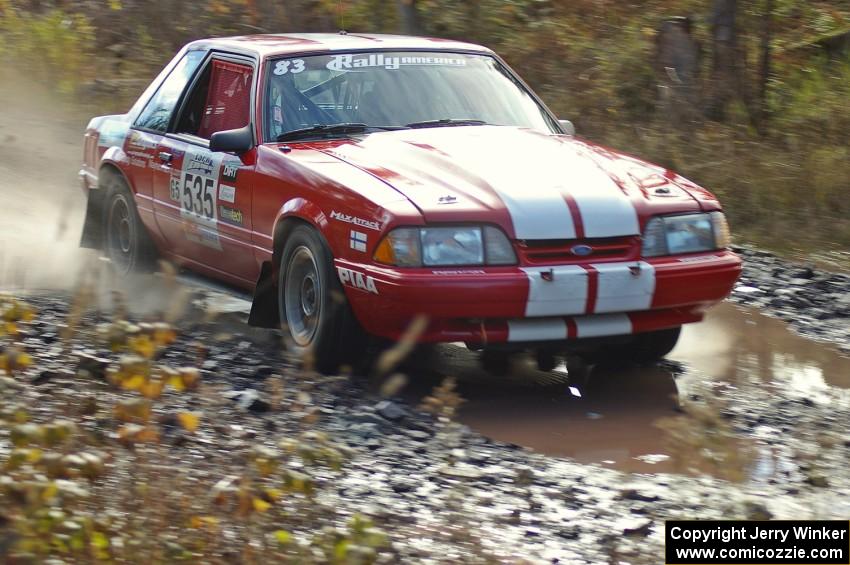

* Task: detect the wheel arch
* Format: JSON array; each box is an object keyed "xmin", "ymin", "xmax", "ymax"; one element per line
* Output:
[
  {"xmin": 80, "ymin": 160, "xmax": 133, "ymax": 249},
  {"xmin": 249, "ymin": 198, "xmax": 332, "ymax": 328}
]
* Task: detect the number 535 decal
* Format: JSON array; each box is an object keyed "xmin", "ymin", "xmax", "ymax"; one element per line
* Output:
[
  {"xmin": 179, "ymin": 148, "xmax": 222, "ymax": 236},
  {"xmin": 182, "ymin": 172, "xmax": 215, "ymax": 220}
]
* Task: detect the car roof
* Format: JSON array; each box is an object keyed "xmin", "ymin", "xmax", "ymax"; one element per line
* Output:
[{"xmin": 185, "ymin": 33, "xmax": 493, "ymax": 59}]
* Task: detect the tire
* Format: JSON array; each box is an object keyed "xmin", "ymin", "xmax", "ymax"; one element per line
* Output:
[
  {"xmin": 277, "ymin": 225, "xmax": 364, "ymax": 373},
  {"xmin": 102, "ymin": 174, "xmax": 157, "ymax": 275},
  {"xmin": 600, "ymin": 326, "xmax": 682, "ymax": 366}
]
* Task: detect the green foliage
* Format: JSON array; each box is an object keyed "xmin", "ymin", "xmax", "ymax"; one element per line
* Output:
[
  {"xmin": 1, "ymin": 0, "xmax": 848, "ymax": 248},
  {"xmin": 0, "ymin": 0, "xmax": 95, "ymax": 92}
]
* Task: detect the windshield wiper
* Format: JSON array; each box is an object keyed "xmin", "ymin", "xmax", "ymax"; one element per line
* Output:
[
  {"xmin": 405, "ymin": 118, "xmax": 488, "ymax": 129},
  {"xmin": 276, "ymin": 123, "xmax": 402, "ymax": 142}
]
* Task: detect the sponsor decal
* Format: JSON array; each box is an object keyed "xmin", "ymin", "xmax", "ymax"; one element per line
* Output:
[
  {"xmin": 129, "ymin": 157, "xmax": 147, "ymax": 168},
  {"xmin": 432, "ymin": 269, "xmax": 486, "ymax": 275},
  {"xmin": 349, "ymin": 230, "xmax": 368, "ymax": 252},
  {"xmin": 127, "ymin": 130, "xmax": 157, "ymax": 150},
  {"xmin": 182, "ymin": 220, "xmax": 221, "ymax": 250},
  {"xmin": 186, "ymin": 153, "xmax": 214, "ymax": 176},
  {"xmin": 221, "ymin": 162, "xmax": 239, "ymax": 183},
  {"xmin": 677, "ymin": 254, "xmax": 720, "ymax": 263},
  {"xmin": 337, "ymin": 267, "xmax": 378, "ymax": 294},
  {"xmin": 97, "ymin": 120, "xmax": 128, "ymax": 148},
  {"xmin": 218, "ymin": 205, "xmax": 244, "ymax": 226},
  {"xmin": 330, "ymin": 210, "xmax": 381, "ymax": 231},
  {"xmin": 218, "ymin": 184, "xmax": 236, "ymax": 203},
  {"xmin": 326, "ymin": 53, "xmax": 467, "ymax": 72}
]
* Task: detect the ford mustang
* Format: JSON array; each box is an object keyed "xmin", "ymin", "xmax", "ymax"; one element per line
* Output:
[{"xmin": 79, "ymin": 33, "xmax": 741, "ymax": 372}]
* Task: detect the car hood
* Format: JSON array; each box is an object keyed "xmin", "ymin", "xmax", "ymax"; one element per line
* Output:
[{"xmin": 314, "ymin": 126, "xmax": 710, "ymax": 240}]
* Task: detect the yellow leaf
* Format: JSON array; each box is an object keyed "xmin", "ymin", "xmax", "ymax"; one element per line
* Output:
[
  {"xmin": 121, "ymin": 374, "xmax": 146, "ymax": 391},
  {"xmin": 177, "ymin": 412, "xmax": 200, "ymax": 433},
  {"xmin": 168, "ymin": 374, "xmax": 186, "ymax": 392},
  {"xmin": 129, "ymin": 335, "xmax": 155, "ymax": 359},
  {"xmin": 178, "ymin": 367, "xmax": 200, "ymax": 390},
  {"xmin": 140, "ymin": 379, "xmax": 165, "ymax": 399},
  {"xmin": 252, "ymin": 497, "xmax": 271, "ymax": 512},
  {"xmin": 190, "ymin": 515, "xmax": 219, "ymax": 529},
  {"xmin": 16, "ymin": 352, "xmax": 32, "ymax": 367},
  {"xmin": 265, "ymin": 488, "xmax": 283, "ymax": 501},
  {"xmin": 153, "ymin": 324, "xmax": 176, "ymax": 347}
]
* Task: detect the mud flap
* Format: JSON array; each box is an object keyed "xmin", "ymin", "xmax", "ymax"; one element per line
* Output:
[
  {"xmin": 248, "ymin": 261, "xmax": 280, "ymax": 328},
  {"xmin": 79, "ymin": 189, "xmax": 105, "ymax": 249}
]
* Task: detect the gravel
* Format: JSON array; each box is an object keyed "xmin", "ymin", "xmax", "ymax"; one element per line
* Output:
[{"xmin": 2, "ymin": 248, "xmax": 849, "ymax": 562}]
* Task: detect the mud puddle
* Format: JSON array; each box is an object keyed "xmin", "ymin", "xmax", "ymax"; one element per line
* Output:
[{"xmin": 405, "ymin": 302, "xmax": 850, "ymax": 480}]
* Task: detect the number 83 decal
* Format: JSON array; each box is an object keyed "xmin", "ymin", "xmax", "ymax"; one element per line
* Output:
[{"xmin": 273, "ymin": 59, "xmax": 305, "ymax": 75}]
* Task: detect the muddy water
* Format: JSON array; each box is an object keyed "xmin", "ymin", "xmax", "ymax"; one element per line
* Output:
[{"xmin": 410, "ymin": 302, "xmax": 850, "ymax": 477}]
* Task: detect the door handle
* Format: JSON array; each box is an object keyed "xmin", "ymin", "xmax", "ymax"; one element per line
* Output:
[{"xmin": 158, "ymin": 152, "xmax": 173, "ymax": 164}]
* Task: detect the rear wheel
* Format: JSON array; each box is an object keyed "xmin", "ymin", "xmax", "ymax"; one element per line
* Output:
[
  {"xmin": 278, "ymin": 225, "xmax": 365, "ymax": 373},
  {"xmin": 103, "ymin": 174, "xmax": 157, "ymax": 274}
]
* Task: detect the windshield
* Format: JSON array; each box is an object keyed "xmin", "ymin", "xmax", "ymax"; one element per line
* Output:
[{"xmin": 264, "ymin": 51, "xmax": 557, "ymax": 141}]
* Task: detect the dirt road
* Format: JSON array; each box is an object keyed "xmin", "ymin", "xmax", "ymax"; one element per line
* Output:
[{"xmin": 0, "ymin": 72, "xmax": 90, "ymax": 288}]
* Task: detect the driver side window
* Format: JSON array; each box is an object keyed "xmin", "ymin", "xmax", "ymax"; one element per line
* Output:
[{"xmin": 135, "ymin": 50, "xmax": 205, "ymax": 132}]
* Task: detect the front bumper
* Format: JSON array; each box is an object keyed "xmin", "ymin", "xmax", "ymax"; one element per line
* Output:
[{"xmin": 338, "ymin": 250, "xmax": 742, "ymax": 343}]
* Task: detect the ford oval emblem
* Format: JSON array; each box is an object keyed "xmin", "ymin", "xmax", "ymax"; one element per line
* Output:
[{"xmin": 571, "ymin": 244, "xmax": 593, "ymax": 257}]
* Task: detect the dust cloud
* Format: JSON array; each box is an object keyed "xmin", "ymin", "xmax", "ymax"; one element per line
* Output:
[{"xmin": 0, "ymin": 70, "xmax": 92, "ymax": 290}]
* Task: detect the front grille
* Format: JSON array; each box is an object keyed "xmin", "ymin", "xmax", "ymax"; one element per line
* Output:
[{"xmin": 516, "ymin": 236, "xmax": 639, "ymax": 265}]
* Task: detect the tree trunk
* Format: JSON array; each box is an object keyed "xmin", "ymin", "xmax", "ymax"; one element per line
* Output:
[
  {"xmin": 654, "ymin": 16, "xmax": 702, "ymax": 129},
  {"xmin": 756, "ymin": 0, "xmax": 774, "ymax": 133},
  {"xmin": 397, "ymin": 0, "xmax": 420, "ymax": 35},
  {"xmin": 708, "ymin": 0, "xmax": 738, "ymax": 120}
]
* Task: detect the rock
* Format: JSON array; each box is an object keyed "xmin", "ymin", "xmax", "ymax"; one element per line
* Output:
[
  {"xmin": 405, "ymin": 429, "xmax": 431, "ymax": 442},
  {"xmin": 223, "ymin": 389, "xmax": 271, "ymax": 413},
  {"xmin": 806, "ymin": 474, "xmax": 829, "ymax": 488},
  {"xmin": 376, "ymin": 400, "xmax": 408, "ymax": 422},
  {"xmin": 619, "ymin": 489, "xmax": 660, "ymax": 503},
  {"xmin": 622, "ymin": 519, "xmax": 653, "ymax": 537},
  {"xmin": 438, "ymin": 464, "xmax": 482, "ymax": 480},
  {"xmin": 789, "ymin": 267, "xmax": 815, "ymax": 279},
  {"xmin": 75, "ymin": 353, "xmax": 110, "ymax": 380},
  {"xmin": 254, "ymin": 365, "xmax": 275, "ymax": 379},
  {"xmin": 390, "ymin": 478, "xmax": 417, "ymax": 493}
]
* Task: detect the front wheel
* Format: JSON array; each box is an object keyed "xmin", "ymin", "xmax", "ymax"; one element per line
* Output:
[
  {"xmin": 601, "ymin": 326, "xmax": 682, "ymax": 366},
  {"xmin": 277, "ymin": 225, "xmax": 365, "ymax": 373}
]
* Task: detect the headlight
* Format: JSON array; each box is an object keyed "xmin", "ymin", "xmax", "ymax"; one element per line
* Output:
[
  {"xmin": 374, "ymin": 225, "xmax": 517, "ymax": 267},
  {"xmin": 641, "ymin": 212, "xmax": 730, "ymax": 257}
]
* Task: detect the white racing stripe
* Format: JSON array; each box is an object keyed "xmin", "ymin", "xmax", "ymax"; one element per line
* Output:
[
  {"xmin": 592, "ymin": 261, "xmax": 656, "ymax": 313},
  {"xmin": 521, "ymin": 266, "xmax": 588, "ymax": 316},
  {"xmin": 574, "ymin": 313, "xmax": 632, "ymax": 338},
  {"xmin": 363, "ymin": 128, "xmax": 577, "ymax": 240},
  {"xmin": 558, "ymin": 148, "xmax": 640, "ymax": 238},
  {"xmin": 507, "ymin": 318, "xmax": 568, "ymax": 342},
  {"xmin": 424, "ymin": 129, "xmax": 576, "ymax": 239}
]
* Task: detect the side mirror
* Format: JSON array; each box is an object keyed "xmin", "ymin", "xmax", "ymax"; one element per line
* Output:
[
  {"xmin": 559, "ymin": 119, "xmax": 576, "ymax": 136},
  {"xmin": 209, "ymin": 124, "xmax": 254, "ymax": 154}
]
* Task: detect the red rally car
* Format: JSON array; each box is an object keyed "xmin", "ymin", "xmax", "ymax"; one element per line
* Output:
[{"xmin": 79, "ymin": 33, "xmax": 741, "ymax": 372}]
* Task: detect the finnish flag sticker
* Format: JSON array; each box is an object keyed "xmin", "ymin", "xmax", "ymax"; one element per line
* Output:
[{"xmin": 350, "ymin": 230, "xmax": 368, "ymax": 252}]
